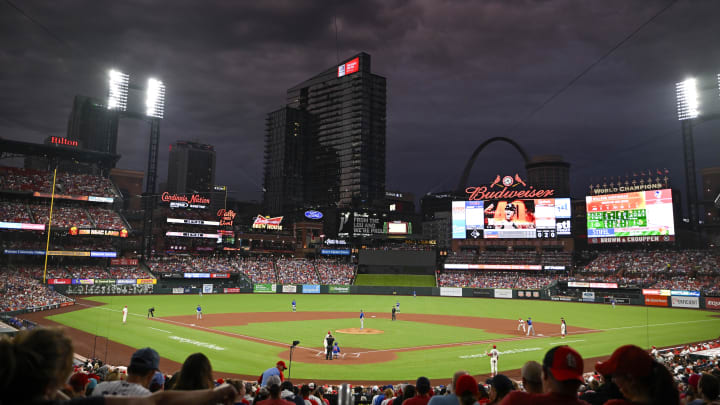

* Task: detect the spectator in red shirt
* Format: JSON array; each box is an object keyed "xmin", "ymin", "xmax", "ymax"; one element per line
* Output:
[{"xmin": 404, "ymin": 377, "xmax": 433, "ymax": 405}]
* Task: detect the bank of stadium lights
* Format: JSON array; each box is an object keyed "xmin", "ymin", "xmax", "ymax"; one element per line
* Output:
[
  {"xmin": 146, "ymin": 78, "xmax": 166, "ymax": 119},
  {"xmin": 676, "ymin": 78, "xmax": 699, "ymax": 121},
  {"xmin": 107, "ymin": 70, "xmax": 129, "ymax": 111}
]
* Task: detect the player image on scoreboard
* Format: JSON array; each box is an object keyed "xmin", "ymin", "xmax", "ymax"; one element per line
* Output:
[{"xmin": 484, "ymin": 200, "xmax": 535, "ymax": 230}]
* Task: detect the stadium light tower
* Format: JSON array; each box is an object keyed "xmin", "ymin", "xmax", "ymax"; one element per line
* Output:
[
  {"xmin": 107, "ymin": 70, "xmax": 129, "ymax": 111},
  {"xmin": 146, "ymin": 78, "xmax": 166, "ymax": 119},
  {"xmin": 676, "ymin": 77, "xmax": 700, "ymax": 230}
]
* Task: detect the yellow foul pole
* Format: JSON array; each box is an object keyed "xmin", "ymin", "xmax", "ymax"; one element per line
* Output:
[{"xmin": 42, "ymin": 167, "xmax": 58, "ymax": 284}]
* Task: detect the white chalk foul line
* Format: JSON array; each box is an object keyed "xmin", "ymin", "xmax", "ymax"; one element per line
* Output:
[{"xmin": 149, "ymin": 327, "xmax": 172, "ymax": 333}]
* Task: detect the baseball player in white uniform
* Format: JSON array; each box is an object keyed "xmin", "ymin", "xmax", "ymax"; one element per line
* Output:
[
  {"xmin": 560, "ymin": 318, "xmax": 566, "ymax": 338},
  {"xmin": 323, "ymin": 331, "xmax": 331, "ymax": 358},
  {"xmin": 517, "ymin": 318, "xmax": 526, "ymax": 333},
  {"xmin": 122, "ymin": 305, "xmax": 128, "ymax": 324},
  {"xmin": 486, "ymin": 345, "xmax": 499, "ymax": 377}
]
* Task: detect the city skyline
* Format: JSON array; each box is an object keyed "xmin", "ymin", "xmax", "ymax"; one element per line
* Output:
[{"xmin": 2, "ymin": 1, "xmax": 720, "ymax": 214}]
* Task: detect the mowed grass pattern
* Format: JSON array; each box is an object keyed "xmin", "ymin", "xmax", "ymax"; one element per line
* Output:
[
  {"xmin": 353, "ymin": 274, "xmax": 436, "ymax": 286},
  {"xmin": 46, "ymin": 294, "xmax": 720, "ymax": 381}
]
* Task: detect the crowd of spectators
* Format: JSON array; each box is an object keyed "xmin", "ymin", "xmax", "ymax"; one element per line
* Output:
[
  {"xmin": 445, "ymin": 250, "xmax": 572, "ymax": 267},
  {"xmin": 8, "ymin": 264, "xmax": 151, "ymax": 281},
  {"xmin": 575, "ymin": 250, "xmax": 720, "ymax": 295},
  {"xmin": 30, "ymin": 204, "xmax": 94, "ymax": 228},
  {"xmin": 0, "ymin": 201, "xmax": 34, "ymax": 223},
  {"xmin": 316, "ymin": 258, "xmax": 356, "ymax": 285},
  {"xmin": 0, "ymin": 166, "xmax": 119, "ymax": 197},
  {"xmin": 5, "ymin": 324, "xmax": 720, "ymax": 405},
  {"xmin": 0, "ymin": 271, "xmax": 73, "ymax": 312},
  {"xmin": 438, "ymin": 270, "xmax": 560, "ymax": 289},
  {"xmin": 2, "ymin": 238, "xmax": 116, "ymax": 252},
  {"xmin": 87, "ymin": 206, "xmax": 127, "ymax": 230},
  {"xmin": 276, "ymin": 258, "xmax": 320, "ymax": 284},
  {"xmin": 145, "ymin": 256, "xmax": 357, "ymax": 285}
]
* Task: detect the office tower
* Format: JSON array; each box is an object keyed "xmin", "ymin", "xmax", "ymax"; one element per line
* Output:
[
  {"xmin": 166, "ymin": 141, "xmax": 216, "ymax": 194},
  {"xmin": 66, "ymin": 95, "xmax": 119, "ymax": 154},
  {"xmin": 264, "ymin": 52, "xmax": 386, "ymax": 215}
]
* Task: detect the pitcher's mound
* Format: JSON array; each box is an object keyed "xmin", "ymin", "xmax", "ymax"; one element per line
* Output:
[{"xmin": 336, "ymin": 328, "xmax": 383, "ymax": 334}]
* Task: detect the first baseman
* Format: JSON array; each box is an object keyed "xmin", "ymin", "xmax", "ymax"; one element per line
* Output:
[
  {"xmin": 517, "ymin": 318, "xmax": 525, "ymax": 333},
  {"xmin": 560, "ymin": 318, "xmax": 566, "ymax": 338},
  {"xmin": 526, "ymin": 317, "xmax": 535, "ymax": 336},
  {"xmin": 196, "ymin": 304, "xmax": 203, "ymax": 320}
]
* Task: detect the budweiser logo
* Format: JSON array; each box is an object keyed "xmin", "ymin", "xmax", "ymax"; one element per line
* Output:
[
  {"xmin": 161, "ymin": 192, "xmax": 210, "ymax": 204},
  {"xmin": 252, "ymin": 215, "xmax": 283, "ymax": 230},
  {"xmin": 466, "ymin": 174, "xmax": 554, "ymax": 200}
]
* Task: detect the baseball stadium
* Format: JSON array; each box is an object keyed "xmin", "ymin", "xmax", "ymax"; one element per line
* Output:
[{"xmin": 2, "ymin": 38, "xmax": 720, "ymax": 404}]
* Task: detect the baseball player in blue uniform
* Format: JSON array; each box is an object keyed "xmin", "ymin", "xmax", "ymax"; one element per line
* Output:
[
  {"xmin": 292, "ymin": 299, "xmax": 296, "ymax": 312},
  {"xmin": 196, "ymin": 305, "xmax": 203, "ymax": 320},
  {"xmin": 526, "ymin": 317, "xmax": 535, "ymax": 336},
  {"xmin": 360, "ymin": 310, "xmax": 365, "ymax": 329}
]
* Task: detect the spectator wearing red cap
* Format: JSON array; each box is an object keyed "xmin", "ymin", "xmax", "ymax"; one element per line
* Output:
[
  {"xmin": 428, "ymin": 370, "xmax": 468, "ymax": 405},
  {"xmin": 595, "ymin": 344, "xmax": 679, "ymax": 405},
  {"xmin": 455, "ymin": 375, "xmax": 479, "ymax": 405},
  {"xmin": 689, "ymin": 373, "xmax": 720, "ymax": 405},
  {"xmin": 500, "ymin": 345, "xmax": 590, "ymax": 405},
  {"xmin": 260, "ymin": 361, "xmax": 287, "ymax": 387}
]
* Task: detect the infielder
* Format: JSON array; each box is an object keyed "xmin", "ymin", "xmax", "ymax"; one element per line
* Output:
[
  {"xmin": 292, "ymin": 299, "xmax": 296, "ymax": 312},
  {"xmin": 122, "ymin": 305, "xmax": 128, "ymax": 324},
  {"xmin": 517, "ymin": 318, "xmax": 526, "ymax": 333},
  {"xmin": 360, "ymin": 310, "xmax": 365, "ymax": 329},
  {"xmin": 486, "ymin": 345, "xmax": 499, "ymax": 377},
  {"xmin": 526, "ymin": 317, "xmax": 535, "ymax": 336},
  {"xmin": 611, "ymin": 298, "xmax": 616, "ymax": 309},
  {"xmin": 560, "ymin": 318, "xmax": 566, "ymax": 338},
  {"xmin": 396, "ymin": 300, "xmax": 400, "ymax": 313},
  {"xmin": 196, "ymin": 304, "xmax": 203, "ymax": 320}
]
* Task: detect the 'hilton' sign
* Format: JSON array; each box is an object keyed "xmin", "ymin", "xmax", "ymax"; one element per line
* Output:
[{"xmin": 50, "ymin": 137, "xmax": 78, "ymax": 147}]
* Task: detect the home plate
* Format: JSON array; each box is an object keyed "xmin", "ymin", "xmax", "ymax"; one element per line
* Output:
[{"xmin": 191, "ymin": 324, "xmax": 196, "ymax": 326}]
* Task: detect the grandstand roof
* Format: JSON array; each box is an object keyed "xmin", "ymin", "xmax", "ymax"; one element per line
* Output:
[{"xmin": 0, "ymin": 138, "xmax": 120, "ymax": 169}]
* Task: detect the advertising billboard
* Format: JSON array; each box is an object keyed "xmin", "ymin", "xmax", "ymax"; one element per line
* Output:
[
  {"xmin": 586, "ymin": 189, "xmax": 675, "ymax": 243},
  {"xmin": 671, "ymin": 296, "xmax": 699, "ymax": 309},
  {"xmin": 167, "ymin": 218, "xmax": 220, "ymax": 226},
  {"xmin": 337, "ymin": 57, "xmax": 359, "ymax": 77},
  {"xmin": 451, "ymin": 198, "xmax": 571, "ymax": 239},
  {"xmin": 338, "ymin": 211, "xmax": 385, "ymax": 237}
]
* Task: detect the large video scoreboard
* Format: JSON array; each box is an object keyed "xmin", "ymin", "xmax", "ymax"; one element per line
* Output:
[
  {"xmin": 452, "ymin": 198, "xmax": 571, "ymax": 239},
  {"xmin": 586, "ymin": 189, "xmax": 674, "ymax": 242}
]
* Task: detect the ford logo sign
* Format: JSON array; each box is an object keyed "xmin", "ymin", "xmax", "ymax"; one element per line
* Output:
[{"xmin": 304, "ymin": 210, "xmax": 323, "ymax": 219}]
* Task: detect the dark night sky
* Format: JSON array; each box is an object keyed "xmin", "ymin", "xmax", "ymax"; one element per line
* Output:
[{"xmin": 2, "ymin": 0, "xmax": 720, "ymax": 216}]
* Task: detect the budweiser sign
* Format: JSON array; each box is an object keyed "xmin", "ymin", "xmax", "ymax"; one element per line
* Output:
[
  {"xmin": 217, "ymin": 209, "xmax": 236, "ymax": 226},
  {"xmin": 252, "ymin": 215, "xmax": 283, "ymax": 230},
  {"xmin": 466, "ymin": 174, "xmax": 555, "ymax": 200},
  {"xmin": 161, "ymin": 192, "xmax": 210, "ymax": 205}
]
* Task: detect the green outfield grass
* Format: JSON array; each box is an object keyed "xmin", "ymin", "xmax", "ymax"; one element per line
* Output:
[
  {"xmin": 47, "ymin": 294, "xmax": 720, "ymax": 381},
  {"xmin": 353, "ymin": 274, "xmax": 436, "ymax": 286}
]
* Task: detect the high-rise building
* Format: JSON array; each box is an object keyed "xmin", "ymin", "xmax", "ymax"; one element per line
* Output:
[
  {"xmin": 525, "ymin": 155, "xmax": 571, "ymax": 197},
  {"xmin": 166, "ymin": 141, "xmax": 216, "ymax": 194},
  {"xmin": 66, "ymin": 95, "xmax": 119, "ymax": 155},
  {"xmin": 264, "ymin": 107, "xmax": 309, "ymax": 215},
  {"xmin": 264, "ymin": 52, "xmax": 386, "ymax": 215},
  {"xmin": 701, "ymin": 167, "xmax": 720, "ymax": 228}
]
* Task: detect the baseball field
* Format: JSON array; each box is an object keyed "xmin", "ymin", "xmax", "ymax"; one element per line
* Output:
[{"xmin": 28, "ymin": 294, "xmax": 720, "ymax": 383}]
